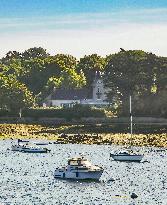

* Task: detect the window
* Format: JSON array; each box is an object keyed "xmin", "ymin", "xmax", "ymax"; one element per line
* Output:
[{"xmin": 96, "ymin": 87, "xmax": 102, "ymax": 99}]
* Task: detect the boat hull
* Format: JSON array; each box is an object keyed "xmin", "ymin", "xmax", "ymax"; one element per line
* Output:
[
  {"xmin": 21, "ymin": 149, "xmax": 49, "ymax": 153},
  {"xmin": 11, "ymin": 145, "xmax": 22, "ymax": 152},
  {"xmin": 11, "ymin": 145, "xmax": 50, "ymax": 153},
  {"xmin": 54, "ymin": 170, "xmax": 103, "ymax": 181},
  {"xmin": 110, "ymin": 154, "xmax": 143, "ymax": 162}
]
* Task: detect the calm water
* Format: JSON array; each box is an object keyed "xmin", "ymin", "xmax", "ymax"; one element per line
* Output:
[{"xmin": 0, "ymin": 140, "xmax": 167, "ymax": 205}]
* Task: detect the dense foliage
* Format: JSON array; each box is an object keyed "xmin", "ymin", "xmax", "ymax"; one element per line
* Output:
[
  {"xmin": 0, "ymin": 47, "xmax": 166, "ymax": 117},
  {"xmin": 77, "ymin": 54, "xmax": 106, "ymax": 88},
  {"xmin": 0, "ymin": 72, "xmax": 35, "ymax": 113},
  {"xmin": 0, "ymin": 104, "xmax": 106, "ymax": 120},
  {"xmin": 104, "ymin": 50, "xmax": 167, "ymax": 117}
]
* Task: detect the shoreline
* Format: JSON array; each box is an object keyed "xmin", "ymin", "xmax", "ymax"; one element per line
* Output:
[{"xmin": 0, "ymin": 123, "xmax": 166, "ymax": 148}]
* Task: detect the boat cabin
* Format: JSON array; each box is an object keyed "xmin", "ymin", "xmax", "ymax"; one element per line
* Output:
[{"xmin": 68, "ymin": 158, "xmax": 92, "ymax": 167}]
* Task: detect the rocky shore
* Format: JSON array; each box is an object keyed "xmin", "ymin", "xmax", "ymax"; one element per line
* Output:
[{"xmin": 0, "ymin": 123, "xmax": 166, "ymax": 147}]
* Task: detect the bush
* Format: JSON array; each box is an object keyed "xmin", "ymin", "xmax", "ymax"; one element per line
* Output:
[
  {"xmin": 21, "ymin": 105, "xmax": 106, "ymax": 120},
  {"xmin": 0, "ymin": 109, "xmax": 18, "ymax": 117}
]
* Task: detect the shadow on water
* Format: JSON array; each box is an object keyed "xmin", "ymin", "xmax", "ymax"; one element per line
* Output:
[
  {"xmin": 54, "ymin": 178, "xmax": 102, "ymax": 184},
  {"xmin": 110, "ymin": 159, "xmax": 149, "ymax": 164}
]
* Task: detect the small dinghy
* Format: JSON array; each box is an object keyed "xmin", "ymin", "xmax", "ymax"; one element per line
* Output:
[
  {"xmin": 11, "ymin": 139, "xmax": 50, "ymax": 153},
  {"xmin": 54, "ymin": 157, "xmax": 103, "ymax": 181}
]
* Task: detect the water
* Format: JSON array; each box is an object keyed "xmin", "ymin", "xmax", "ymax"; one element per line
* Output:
[{"xmin": 0, "ymin": 140, "xmax": 167, "ymax": 205}]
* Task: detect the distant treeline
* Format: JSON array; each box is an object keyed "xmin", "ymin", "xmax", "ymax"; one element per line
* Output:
[{"xmin": 0, "ymin": 47, "xmax": 166, "ymax": 117}]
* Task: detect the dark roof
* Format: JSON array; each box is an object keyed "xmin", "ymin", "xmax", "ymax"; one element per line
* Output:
[{"xmin": 51, "ymin": 88, "xmax": 92, "ymax": 100}]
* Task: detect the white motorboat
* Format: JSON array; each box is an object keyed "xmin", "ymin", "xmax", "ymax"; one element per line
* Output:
[
  {"xmin": 54, "ymin": 157, "xmax": 103, "ymax": 181},
  {"xmin": 110, "ymin": 96, "xmax": 144, "ymax": 162},
  {"xmin": 11, "ymin": 140, "xmax": 50, "ymax": 153}
]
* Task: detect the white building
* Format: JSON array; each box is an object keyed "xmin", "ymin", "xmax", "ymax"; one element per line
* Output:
[{"xmin": 43, "ymin": 71, "xmax": 109, "ymax": 108}]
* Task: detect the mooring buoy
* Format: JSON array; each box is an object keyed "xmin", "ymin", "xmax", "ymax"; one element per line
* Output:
[{"xmin": 131, "ymin": 193, "xmax": 138, "ymax": 199}]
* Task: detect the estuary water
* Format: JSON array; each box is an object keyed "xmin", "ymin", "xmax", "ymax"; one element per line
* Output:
[{"xmin": 0, "ymin": 140, "xmax": 167, "ymax": 205}]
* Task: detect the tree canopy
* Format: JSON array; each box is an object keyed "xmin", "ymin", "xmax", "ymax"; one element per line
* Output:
[
  {"xmin": 104, "ymin": 50, "xmax": 167, "ymax": 117},
  {"xmin": 0, "ymin": 73, "xmax": 35, "ymax": 113},
  {"xmin": 0, "ymin": 47, "xmax": 166, "ymax": 117},
  {"xmin": 77, "ymin": 54, "xmax": 106, "ymax": 88}
]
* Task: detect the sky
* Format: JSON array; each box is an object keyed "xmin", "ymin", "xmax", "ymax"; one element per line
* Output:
[{"xmin": 0, "ymin": 0, "xmax": 167, "ymax": 58}]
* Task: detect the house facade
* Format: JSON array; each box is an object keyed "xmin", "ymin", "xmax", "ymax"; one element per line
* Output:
[{"xmin": 43, "ymin": 72, "xmax": 109, "ymax": 108}]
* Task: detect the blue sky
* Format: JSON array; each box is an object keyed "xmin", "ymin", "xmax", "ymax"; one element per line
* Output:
[
  {"xmin": 0, "ymin": 0, "xmax": 167, "ymax": 17},
  {"xmin": 0, "ymin": 0, "xmax": 167, "ymax": 58}
]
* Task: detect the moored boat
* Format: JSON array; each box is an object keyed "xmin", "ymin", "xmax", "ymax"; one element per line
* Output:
[
  {"xmin": 110, "ymin": 151, "xmax": 143, "ymax": 162},
  {"xmin": 11, "ymin": 140, "xmax": 50, "ymax": 153},
  {"xmin": 110, "ymin": 96, "xmax": 144, "ymax": 162},
  {"xmin": 54, "ymin": 157, "xmax": 103, "ymax": 181}
]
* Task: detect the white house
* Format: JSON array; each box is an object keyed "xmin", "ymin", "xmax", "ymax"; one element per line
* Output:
[{"xmin": 43, "ymin": 71, "xmax": 109, "ymax": 107}]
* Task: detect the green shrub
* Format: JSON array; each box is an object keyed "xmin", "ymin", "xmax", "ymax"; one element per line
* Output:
[
  {"xmin": 21, "ymin": 105, "xmax": 106, "ymax": 120},
  {"xmin": 0, "ymin": 109, "xmax": 18, "ymax": 117}
]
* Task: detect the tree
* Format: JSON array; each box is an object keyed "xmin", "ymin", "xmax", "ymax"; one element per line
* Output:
[
  {"xmin": 1, "ymin": 51, "xmax": 22, "ymax": 65},
  {"xmin": 51, "ymin": 54, "xmax": 78, "ymax": 69},
  {"xmin": 104, "ymin": 50, "xmax": 166, "ymax": 116},
  {"xmin": 3, "ymin": 58, "xmax": 25, "ymax": 78},
  {"xmin": 38, "ymin": 68, "xmax": 86, "ymax": 104},
  {"xmin": 1, "ymin": 50, "xmax": 81, "ymax": 97},
  {"xmin": 22, "ymin": 47, "xmax": 49, "ymax": 60},
  {"xmin": 20, "ymin": 58, "xmax": 48, "ymax": 94},
  {"xmin": 154, "ymin": 57, "xmax": 167, "ymax": 93},
  {"xmin": 77, "ymin": 54, "xmax": 106, "ymax": 88},
  {"xmin": 0, "ymin": 73, "xmax": 35, "ymax": 114},
  {"xmin": 31, "ymin": 55, "xmax": 85, "ymax": 103},
  {"xmin": 60, "ymin": 68, "xmax": 86, "ymax": 88},
  {"xmin": 19, "ymin": 54, "xmax": 81, "ymax": 95}
]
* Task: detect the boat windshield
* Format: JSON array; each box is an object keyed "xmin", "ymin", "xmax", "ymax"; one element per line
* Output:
[
  {"xmin": 68, "ymin": 159, "xmax": 92, "ymax": 166},
  {"xmin": 22, "ymin": 142, "xmax": 40, "ymax": 148},
  {"xmin": 69, "ymin": 160, "xmax": 79, "ymax": 165},
  {"xmin": 119, "ymin": 151, "xmax": 129, "ymax": 154},
  {"xmin": 81, "ymin": 160, "xmax": 92, "ymax": 167}
]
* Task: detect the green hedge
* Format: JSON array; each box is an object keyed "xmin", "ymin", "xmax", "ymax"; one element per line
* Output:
[
  {"xmin": 0, "ymin": 105, "xmax": 106, "ymax": 120},
  {"xmin": 22, "ymin": 105, "xmax": 106, "ymax": 120},
  {"xmin": 0, "ymin": 109, "xmax": 18, "ymax": 117}
]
